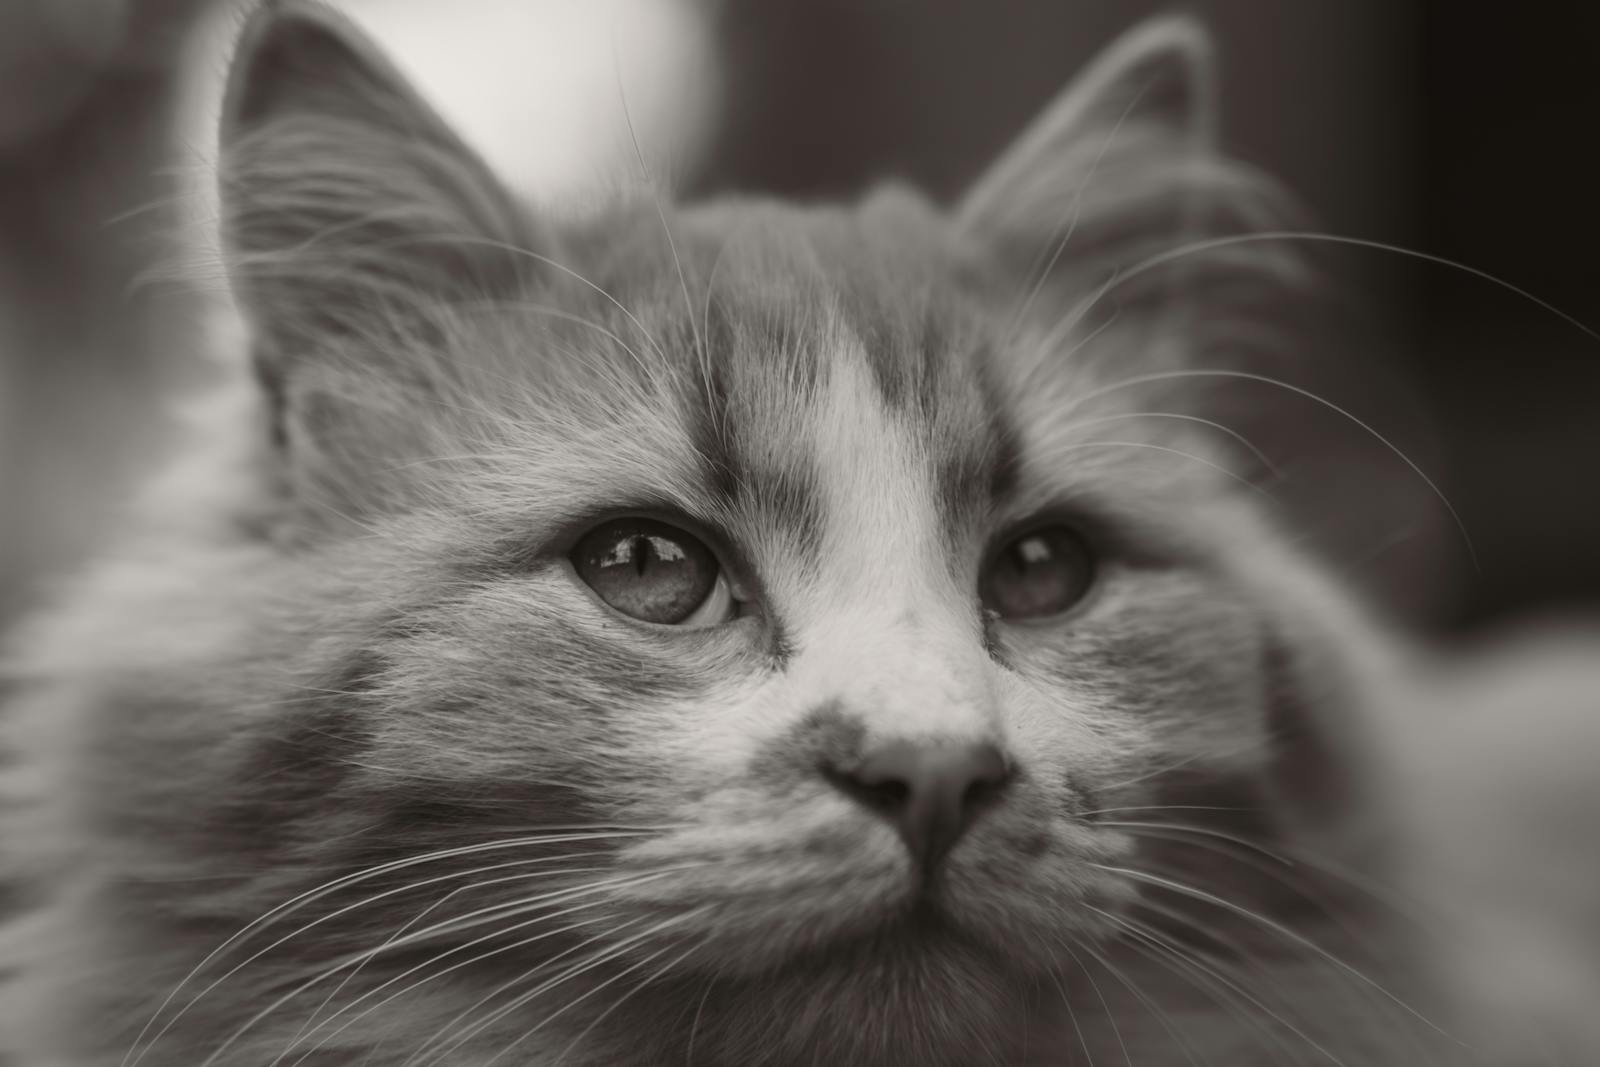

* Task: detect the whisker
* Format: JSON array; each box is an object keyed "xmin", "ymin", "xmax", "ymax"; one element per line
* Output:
[
  {"xmin": 413, "ymin": 907, "xmax": 709, "ymax": 1067},
  {"xmin": 1104, "ymin": 818, "xmax": 1445, "ymax": 936},
  {"xmin": 1068, "ymin": 935, "xmax": 1207, "ymax": 1067},
  {"xmin": 1082, "ymin": 230, "xmax": 1600, "ymax": 350},
  {"xmin": 1094, "ymin": 864, "xmax": 1457, "ymax": 1040},
  {"xmin": 1052, "ymin": 366, "xmax": 1479, "ymax": 570},
  {"xmin": 681, "ymin": 974, "xmax": 716, "ymax": 1066},
  {"xmin": 279, "ymin": 903, "xmax": 662, "ymax": 1067},
  {"xmin": 1044, "ymin": 966, "xmax": 1098, "ymax": 1067},
  {"xmin": 124, "ymin": 831, "xmax": 658, "ymax": 1067},
  {"xmin": 482, "ymin": 940, "xmax": 681, "ymax": 1067},
  {"xmin": 1059, "ymin": 940, "xmax": 1133, "ymax": 1067},
  {"xmin": 452, "ymin": 238, "xmax": 671, "ymax": 366},
  {"xmin": 1103, "ymin": 909, "xmax": 1328, "ymax": 1066},
  {"xmin": 1091, "ymin": 733, "xmax": 1275, "ymax": 795},
  {"xmin": 201, "ymin": 866, "xmax": 689, "ymax": 1067},
  {"xmin": 1000, "ymin": 80, "xmax": 1155, "ymax": 350},
  {"xmin": 1095, "ymin": 821, "xmax": 1294, "ymax": 866},
  {"xmin": 396, "ymin": 921, "xmax": 641, "ymax": 1067},
  {"xmin": 444, "ymin": 297, "xmax": 659, "ymax": 386},
  {"xmin": 1027, "ymin": 439, "xmax": 1271, "ymax": 496},
  {"xmin": 547, "ymin": 933, "xmax": 708, "ymax": 1066},
  {"xmin": 279, "ymin": 863, "xmax": 690, "ymax": 1057},
  {"xmin": 1058, "ymin": 411, "xmax": 1283, "ymax": 478},
  {"xmin": 1076, "ymin": 804, "xmax": 1257, "ymax": 819},
  {"xmin": 1113, "ymin": 870, "xmax": 1452, "ymax": 1067}
]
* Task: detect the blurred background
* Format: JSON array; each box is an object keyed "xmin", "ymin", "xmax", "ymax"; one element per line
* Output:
[{"xmin": 1, "ymin": 0, "xmax": 1597, "ymax": 637}]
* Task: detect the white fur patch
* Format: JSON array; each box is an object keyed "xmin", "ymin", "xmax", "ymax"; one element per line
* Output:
[{"xmin": 784, "ymin": 337, "xmax": 1000, "ymax": 744}]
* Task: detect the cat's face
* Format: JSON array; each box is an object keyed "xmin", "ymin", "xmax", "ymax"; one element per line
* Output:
[{"xmin": 9, "ymin": 7, "xmax": 1369, "ymax": 1066}]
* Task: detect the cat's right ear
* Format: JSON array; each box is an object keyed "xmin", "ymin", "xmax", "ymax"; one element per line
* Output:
[
  {"xmin": 219, "ymin": 0, "xmax": 542, "ymax": 364},
  {"xmin": 218, "ymin": 1, "xmax": 552, "ymax": 525}
]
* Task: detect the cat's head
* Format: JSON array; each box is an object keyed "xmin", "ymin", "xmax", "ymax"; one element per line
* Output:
[{"xmin": 17, "ymin": 4, "xmax": 1396, "ymax": 1064}]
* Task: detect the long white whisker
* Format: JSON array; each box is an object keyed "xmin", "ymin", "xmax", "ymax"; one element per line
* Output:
[
  {"xmin": 1059, "ymin": 411, "xmax": 1282, "ymax": 478},
  {"xmin": 1131, "ymin": 891, "xmax": 1445, "ymax": 1067},
  {"xmin": 280, "ymin": 904, "xmax": 659, "ymax": 1067},
  {"xmin": 450, "ymin": 297, "xmax": 659, "ymax": 385},
  {"xmin": 124, "ymin": 831, "xmax": 653, "ymax": 1067},
  {"xmin": 611, "ymin": 30, "xmax": 702, "ymax": 381},
  {"xmin": 280, "ymin": 859, "xmax": 688, "ymax": 1056},
  {"xmin": 1054, "ymin": 366, "xmax": 1478, "ymax": 570},
  {"xmin": 1081, "ymin": 230, "xmax": 1600, "ymax": 349},
  {"xmin": 1069, "ymin": 936, "xmax": 1207, "ymax": 1067},
  {"xmin": 397, "ymin": 922, "xmax": 636, "ymax": 1067},
  {"xmin": 682, "ymin": 973, "xmax": 717, "ymax": 1066},
  {"xmin": 1104, "ymin": 909, "xmax": 1327, "ymax": 1066},
  {"xmin": 452, "ymin": 237, "xmax": 671, "ymax": 366},
  {"xmin": 1096, "ymin": 821, "xmax": 1294, "ymax": 866},
  {"xmin": 1059, "ymin": 940, "xmax": 1133, "ymax": 1067},
  {"xmin": 1077, "ymin": 804, "xmax": 1257, "ymax": 819},
  {"xmin": 1044, "ymin": 965, "xmax": 1097, "ymax": 1067},
  {"xmin": 548, "ymin": 934, "xmax": 707, "ymax": 1065},
  {"xmin": 1028, "ymin": 439, "xmax": 1271, "ymax": 496},
  {"xmin": 1001, "ymin": 77, "xmax": 1156, "ymax": 347},
  {"xmin": 421, "ymin": 907, "xmax": 708, "ymax": 1067},
  {"xmin": 203, "ymin": 867, "xmax": 692, "ymax": 1067},
  {"xmin": 1095, "ymin": 864, "xmax": 1457, "ymax": 1039}
]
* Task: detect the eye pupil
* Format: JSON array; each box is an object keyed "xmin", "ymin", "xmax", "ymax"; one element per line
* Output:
[
  {"xmin": 980, "ymin": 525, "xmax": 1094, "ymax": 620},
  {"xmin": 573, "ymin": 519, "xmax": 720, "ymax": 625}
]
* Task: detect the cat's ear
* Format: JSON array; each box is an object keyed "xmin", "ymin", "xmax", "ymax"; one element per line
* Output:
[
  {"xmin": 960, "ymin": 14, "xmax": 1214, "ymax": 227},
  {"xmin": 218, "ymin": 1, "xmax": 547, "ymax": 525},
  {"xmin": 219, "ymin": 0, "xmax": 541, "ymax": 358},
  {"xmin": 955, "ymin": 16, "xmax": 1293, "ymax": 306}
]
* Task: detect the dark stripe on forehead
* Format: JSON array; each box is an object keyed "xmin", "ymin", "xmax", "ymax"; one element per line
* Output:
[
  {"xmin": 685, "ymin": 350, "xmax": 740, "ymax": 504},
  {"xmin": 936, "ymin": 396, "xmax": 1022, "ymax": 523},
  {"xmin": 687, "ymin": 296, "xmax": 827, "ymax": 556},
  {"xmin": 973, "ymin": 346, "xmax": 1024, "ymax": 503},
  {"xmin": 809, "ymin": 227, "xmax": 1017, "ymax": 523},
  {"xmin": 833, "ymin": 293, "xmax": 1018, "ymax": 524}
]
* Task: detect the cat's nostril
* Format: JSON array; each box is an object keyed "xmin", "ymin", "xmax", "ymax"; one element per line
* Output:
[
  {"xmin": 826, "ymin": 740, "xmax": 1012, "ymax": 873},
  {"xmin": 853, "ymin": 777, "xmax": 911, "ymax": 812}
]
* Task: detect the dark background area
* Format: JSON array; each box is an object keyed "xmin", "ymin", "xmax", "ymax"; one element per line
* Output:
[
  {"xmin": 2, "ymin": 0, "xmax": 1597, "ymax": 635},
  {"xmin": 1410, "ymin": 2, "xmax": 1600, "ymax": 629}
]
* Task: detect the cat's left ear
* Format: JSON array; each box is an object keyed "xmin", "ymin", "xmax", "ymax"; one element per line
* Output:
[
  {"xmin": 960, "ymin": 14, "xmax": 1213, "ymax": 224},
  {"xmin": 956, "ymin": 16, "xmax": 1288, "ymax": 300}
]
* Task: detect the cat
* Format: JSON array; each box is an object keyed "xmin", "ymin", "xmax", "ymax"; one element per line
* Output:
[{"xmin": 0, "ymin": 2, "xmax": 1517, "ymax": 1065}]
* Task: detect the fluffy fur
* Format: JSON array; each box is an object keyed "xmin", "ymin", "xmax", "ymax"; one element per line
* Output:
[{"xmin": 0, "ymin": 5, "xmax": 1488, "ymax": 1065}]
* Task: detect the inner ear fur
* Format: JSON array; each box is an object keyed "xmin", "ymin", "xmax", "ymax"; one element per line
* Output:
[
  {"xmin": 219, "ymin": 0, "xmax": 545, "ymax": 359},
  {"xmin": 216, "ymin": 0, "xmax": 553, "ymax": 526}
]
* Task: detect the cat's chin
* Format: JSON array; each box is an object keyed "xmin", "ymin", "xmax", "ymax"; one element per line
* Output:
[{"xmin": 581, "ymin": 917, "xmax": 1050, "ymax": 1067}]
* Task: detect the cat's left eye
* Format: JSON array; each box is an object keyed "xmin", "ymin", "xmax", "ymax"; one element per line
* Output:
[
  {"xmin": 571, "ymin": 518, "xmax": 735, "ymax": 627},
  {"xmin": 980, "ymin": 524, "xmax": 1095, "ymax": 621}
]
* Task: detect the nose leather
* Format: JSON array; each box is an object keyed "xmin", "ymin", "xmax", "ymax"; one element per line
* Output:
[{"xmin": 828, "ymin": 740, "xmax": 1011, "ymax": 872}]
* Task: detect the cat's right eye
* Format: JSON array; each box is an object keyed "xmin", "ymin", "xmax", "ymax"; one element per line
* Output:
[{"xmin": 571, "ymin": 518, "xmax": 734, "ymax": 628}]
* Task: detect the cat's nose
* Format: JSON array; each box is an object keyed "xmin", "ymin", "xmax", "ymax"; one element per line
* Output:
[{"xmin": 827, "ymin": 740, "xmax": 1012, "ymax": 872}]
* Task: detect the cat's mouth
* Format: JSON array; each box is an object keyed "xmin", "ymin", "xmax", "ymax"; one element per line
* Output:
[
  {"xmin": 610, "ymin": 850, "xmax": 1121, "ymax": 986},
  {"xmin": 605, "ymin": 793, "xmax": 1134, "ymax": 984}
]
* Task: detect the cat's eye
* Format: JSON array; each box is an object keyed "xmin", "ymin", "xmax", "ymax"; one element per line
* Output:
[
  {"xmin": 571, "ymin": 518, "xmax": 733, "ymax": 627},
  {"xmin": 980, "ymin": 525, "xmax": 1095, "ymax": 620}
]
